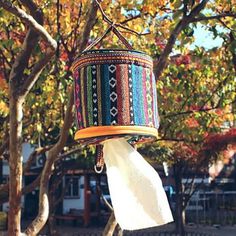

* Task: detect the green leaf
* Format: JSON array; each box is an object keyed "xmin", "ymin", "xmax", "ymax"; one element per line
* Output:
[
  {"xmin": 173, "ymin": 10, "xmax": 182, "ymax": 21},
  {"xmin": 173, "ymin": 0, "xmax": 183, "ymax": 9},
  {"xmin": 183, "ymin": 26, "xmax": 194, "ymax": 37}
]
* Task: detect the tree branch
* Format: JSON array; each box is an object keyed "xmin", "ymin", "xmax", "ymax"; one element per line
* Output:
[
  {"xmin": 19, "ymin": 0, "xmax": 43, "ymax": 24},
  {"xmin": 94, "ymin": 0, "xmax": 146, "ymax": 40},
  {"xmin": 0, "ymin": 0, "xmax": 56, "ymax": 50},
  {"xmin": 154, "ymin": 0, "xmax": 209, "ymax": 79},
  {"xmin": 102, "ymin": 212, "xmax": 117, "ymax": 236},
  {"xmin": 120, "ymin": 13, "xmax": 141, "ymax": 24},
  {"xmin": 191, "ymin": 12, "xmax": 236, "ymax": 23},
  {"xmin": 97, "ymin": 185, "xmax": 113, "ymax": 211},
  {"xmin": 24, "ymin": 1, "xmax": 99, "ymax": 234},
  {"xmin": 156, "ymin": 137, "xmax": 201, "ymax": 144},
  {"xmin": 19, "ymin": 49, "xmax": 56, "ymax": 97},
  {"xmin": 154, "ymin": 19, "xmax": 187, "ymax": 79},
  {"xmin": 22, "ymin": 174, "xmax": 41, "ymax": 195},
  {"xmin": 188, "ymin": 0, "xmax": 209, "ymax": 19},
  {"xmin": 0, "ymin": 174, "xmax": 42, "ymax": 205},
  {"xmin": 8, "ymin": 29, "xmax": 39, "ymax": 89},
  {"xmin": 163, "ymin": 107, "xmax": 217, "ymax": 118},
  {"xmin": 24, "ymin": 91, "xmax": 74, "ymax": 235},
  {"xmin": 51, "ymin": 172, "xmax": 70, "ymax": 208},
  {"xmin": 200, "ymin": 75, "xmax": 230, "ymax": 110},
  {"xmin": 24, "ymin": 146, "xmax": 52, "ymax": 173}
]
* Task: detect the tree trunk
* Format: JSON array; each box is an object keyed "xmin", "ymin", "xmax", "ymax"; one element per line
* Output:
[
  {"xmin": 8, "ymin": 94, "xmax": 24, "ymax": 236},
  {"xmin": 173, "ymin": 163, "xmax": 185, "ymax": 235}
]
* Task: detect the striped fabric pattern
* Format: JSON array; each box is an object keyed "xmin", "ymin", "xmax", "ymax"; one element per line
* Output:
[{"xmin": 73, "ymin": 49, "xmax": 159, "ymax": 143}]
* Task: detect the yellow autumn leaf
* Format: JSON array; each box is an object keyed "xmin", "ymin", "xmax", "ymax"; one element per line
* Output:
[
  {"xmin": 0, "ymin": 101, "xmax": 9, "ymax": 116},
  {"xmin": 47, "ymin": 96, "xmax": 53, "ymax": 105}
]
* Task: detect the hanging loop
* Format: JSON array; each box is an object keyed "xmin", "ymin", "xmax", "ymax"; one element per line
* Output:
[
  {"xmin": 112, "ymin": 26, "xmax": 134, "ymax": 50},
  {"xmin": 94, "ymin": 164, "xmax": 104, "ymax": 174},
  {"xmin": 94, "ymin": 145, "xmax": 104, "ymax": 174},
  {"xmin": 82, "ymin": 0, "xmax": 134, "ymax": 53},
  {"xmin": 82, "ymin": 24, "xmax": 133, "ymax": 53}
]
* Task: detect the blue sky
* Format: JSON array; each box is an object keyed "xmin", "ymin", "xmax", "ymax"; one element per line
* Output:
[{"xmin": 190, "ymin": 23, "xmax": 228, "ymax": 50}]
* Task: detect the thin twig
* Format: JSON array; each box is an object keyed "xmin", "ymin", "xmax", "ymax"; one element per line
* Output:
[
  {"xmin": 120, "ymin": 13, "xmax": 141, "ymax": 24},
  {"xmin": 95, "ymin": 0, "xmax": 146, "ymax": 37}
]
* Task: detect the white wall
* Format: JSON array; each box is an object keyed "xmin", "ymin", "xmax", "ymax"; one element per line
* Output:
[
  {"xmin": 1, "ymin": 143, "xmax": 34, "ymax": 212},
  {"xmin": 62, "ymin": 176, "xmax": 85, "ymax": 213},
  {"xmin": 2, "ymin": 161, "xmax": 9, "ymax": 176},
  {"xmin": 22, "ymin": 142, "xmax": 35, "ymax": 163}
]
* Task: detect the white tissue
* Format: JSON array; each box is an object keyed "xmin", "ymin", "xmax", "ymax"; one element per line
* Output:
[{"xmin": 103, "ymin": 138, "xmax": 173, "ymax": 230}]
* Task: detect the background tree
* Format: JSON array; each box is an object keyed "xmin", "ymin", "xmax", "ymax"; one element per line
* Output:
[{"xmin": 0, "ymin": 0, "xmax": 236, "ymax": 235}]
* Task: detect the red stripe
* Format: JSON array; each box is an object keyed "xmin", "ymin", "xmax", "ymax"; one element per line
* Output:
[
  {"xmin": 121, "ymin": 64, "xmax": 130, "ymax": 125},
  {"xmin": 116, "ymin": 64, "xmax": 130, "ymax": 125},
  {"xmin": 116, "ymin": 65, "xmax": 123, "ymax": 124}
]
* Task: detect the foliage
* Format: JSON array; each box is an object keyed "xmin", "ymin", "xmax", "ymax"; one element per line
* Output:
[
  {"xmin": 0, "ymin": 0, "xmax": 236, "ymax": 234},
  {"xmin": 204, "ymin": 128, "xmax": 236, "ymax": 156}
]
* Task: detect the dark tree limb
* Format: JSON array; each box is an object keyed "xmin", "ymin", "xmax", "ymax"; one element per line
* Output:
[
  {"xmin": 22, "ymin": 174, "xmax": 41, "ymax": 195},
  {"xmin": 24, "ymin": 146, "xmax": 52, "ymax": 173},
  {"xmin": 20, "ymin": 49, "xmax": 56, "ymax": 97},
  {"xmin": 155, "ymin": 0, "xmax": 209, "ymax": 79},
  {"xmin": 191, "ymin": 12, "xmax": 236, "ymax": 23}
]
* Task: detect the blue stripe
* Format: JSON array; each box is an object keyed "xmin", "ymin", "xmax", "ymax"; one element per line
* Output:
[
  {"xmin": 132, "ymin": 64, "xmax": 144, "ymax": 125},
  {"xmin": 101, "ymin": 64, "xmax": 111, "ymax": 125}
]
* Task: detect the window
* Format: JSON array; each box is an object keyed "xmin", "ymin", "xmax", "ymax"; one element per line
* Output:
[
  {"xmin": 0, "ymin": 175, "xmax": 9, "ymax": 185},
  {"xmin": 64, "ymin": 176, "xmax": 81, "ymax": 198}
]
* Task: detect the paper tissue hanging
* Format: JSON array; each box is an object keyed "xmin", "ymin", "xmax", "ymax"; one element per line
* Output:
[{"xmin": 71, "ymin": 26, "xmax": 173, "ymax": 230}]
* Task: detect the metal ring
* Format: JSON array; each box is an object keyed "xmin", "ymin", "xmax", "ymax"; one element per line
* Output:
[{"xmin": 94, "ymin": 164, "xmax": 104, "ymax": 174}]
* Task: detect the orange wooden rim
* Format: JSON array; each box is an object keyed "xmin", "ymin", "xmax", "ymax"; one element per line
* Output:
[{"xmin": 74, "ymin": 126, "xmax": 158, "ymax": 140}]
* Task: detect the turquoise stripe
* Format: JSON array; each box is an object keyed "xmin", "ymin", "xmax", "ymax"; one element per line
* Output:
[
  {"xmin": 132, "ymin": 64, "xmax": 144, "ymax": 125},
  {"xmin": 145, "ymin": 69, "xmax": 153, "ymax": 125},
  {"xmin": 101, "ymin": 64, "xmax": 111, "ymax": 125},
  {"xmin": 87, "ymin": 66, "xmax": 93, "ymax": 126},
  {"xmin": 138, "ymin": 66, "xmax": 145, "ymax": 125}
]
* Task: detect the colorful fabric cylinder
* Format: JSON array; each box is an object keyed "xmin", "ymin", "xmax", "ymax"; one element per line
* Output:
[{"xmin": 72, "ymin": 49, "xmax": 159, "ymax": 145}]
